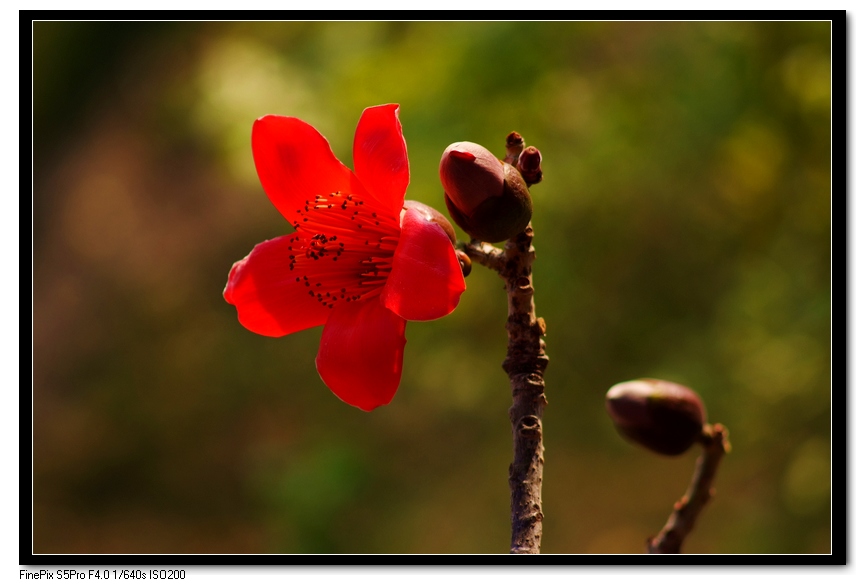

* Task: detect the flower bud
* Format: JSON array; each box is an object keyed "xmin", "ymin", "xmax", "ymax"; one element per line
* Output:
[
  {"xmin": 440, "ymin": 141, "xmax": 533, "ymax": 243},
  {"xmin": 504, "ymin": 131, "xmax": 525, "ymax": 166},
  {"xmin": 605, "ymin": 379, "xmax": 707, "ymax": 456},
  {"xmin": 517, "ymin": 146, "xmax": 542, "ymax": 185},
  {"xmin": 455, "ymin": 249, "xmax": 472, "ymax": 277},
  {"xmin": 403, "ymin": 200, "xmax": 456, "ymax": 245}
]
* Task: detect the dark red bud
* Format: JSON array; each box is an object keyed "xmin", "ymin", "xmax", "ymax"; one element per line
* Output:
[
  {"xmin": 440, "ymin": 141, "xmax": 532, "ymax": 243},
  {"xmin": 440, "ymin": 142, "xmax": 505, "ymax": 215},
  {"xmin": 605, "ymin": 379, "xmax": 707, "ymax": 456},
  {"xmin": 517, "ymin": 146, "xmax": 542, "ymax": 185},
  {"xmin": 403, "ymin": 200, "xmax": 457, "ymax": 245}
]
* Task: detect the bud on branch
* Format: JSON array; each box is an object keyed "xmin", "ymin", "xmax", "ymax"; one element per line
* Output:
[
  {"xmin": 606, "ymin": 379, "xmax": 707, "ymax": 456},
  {"xmin": 440, "ymin": 141, "xmax": 533, "ymax": 243}
]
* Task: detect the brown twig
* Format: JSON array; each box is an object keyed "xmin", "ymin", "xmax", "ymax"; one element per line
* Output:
[
  {"xmin": 465, "ymin": 225, "xmax": 549, "ymax": 554},
  {"xmin": 462, "ymin": 239, "xmax": 505, "ymax": 272},
  {"xmin": 646, "ymin": 423, "xmax": 731, "ymax": 554}
]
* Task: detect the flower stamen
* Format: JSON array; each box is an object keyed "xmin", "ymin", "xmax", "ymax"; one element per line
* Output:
[{"xmin": 286, "ymin": 191, "xmax": 400, "ymax": 308}]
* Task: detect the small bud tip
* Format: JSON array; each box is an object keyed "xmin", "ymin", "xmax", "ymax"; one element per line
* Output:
[
  {"xmin": 506, "ymin": 131, "xmax": 524, "ymax": 148},
  {"xmin": 449, "ymin": 149, "xmax": 477, "ymax": 161}
]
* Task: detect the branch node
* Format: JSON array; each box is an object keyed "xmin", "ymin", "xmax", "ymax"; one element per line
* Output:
[
  {"xmin": 535, "ymin": 317, "xmax": 547, "ymax": 336},
  {"xmin": 517, "ymin": 415, "xmax": 542, "ymax": 439}
]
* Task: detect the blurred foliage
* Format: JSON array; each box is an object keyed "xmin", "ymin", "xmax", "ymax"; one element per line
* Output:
[{"xmin": 33, "ymin": 21, "xmax": 831, "ymax": 554}]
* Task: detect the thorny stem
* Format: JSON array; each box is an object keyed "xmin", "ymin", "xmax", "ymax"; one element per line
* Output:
[
  {"xmin": 646, "ymin": 423, "xmax": 731, "ymax": 554},
  {"xmin": 465, "ymin": 226, "xmax": 549, "ymax": 554}
]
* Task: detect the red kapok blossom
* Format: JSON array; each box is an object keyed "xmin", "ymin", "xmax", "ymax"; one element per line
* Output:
[{"xmin": 224, "ymin": 104, "xmax": 466, "ymax": 411}]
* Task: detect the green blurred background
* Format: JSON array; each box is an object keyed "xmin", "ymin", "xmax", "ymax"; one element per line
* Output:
[{"xmin": 33, "ymin": 21, "xmax": 831, "ymax": 554}]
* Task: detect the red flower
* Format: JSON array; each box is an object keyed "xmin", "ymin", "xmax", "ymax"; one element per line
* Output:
[{"xmin": 224, "ymin": 104, "xmax": 466, "ymax": 411}]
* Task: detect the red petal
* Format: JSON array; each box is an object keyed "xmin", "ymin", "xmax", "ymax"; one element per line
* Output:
[
  {"xmin": 252, "ymin": 115, "xmax": 365, "ymax": 224},
  {"xmin": 224, "ymin": 236, "xmax": 332, "ymax": 337},
  {"xmin": 315, "ymin": 299, "xmax": 407, "ymax": 411},
  {"xmin": 352, "ymin": 104, "xmax": 409, "ymax": 218},
  {"xmin": 381, "ymin": 206, "xmax": 466, "ymax": 321}
]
